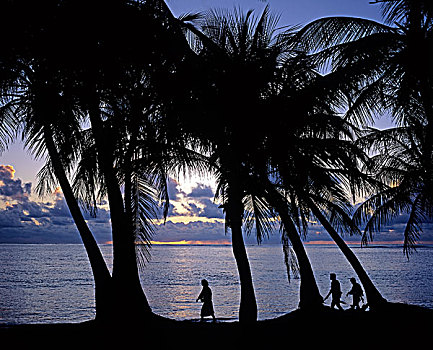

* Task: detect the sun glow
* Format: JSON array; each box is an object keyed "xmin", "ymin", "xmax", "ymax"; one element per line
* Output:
[
  {"xmin": 104, "ymin": 239, "xmax": 230, "ymax": 245},
  {"xmin": 390, "ymin": 180, "xmax": 400, "ymax": 188},
  {"xmin": 31, "ymin": 218, "xmax": 42, "ymax": 226},
  {"xmin": 150, "ymin": 240, "xmax": 230, "ymax": 245},
  {"xmin": 153, "ymin": 217, "xmax": 225, "ymax": 225}
]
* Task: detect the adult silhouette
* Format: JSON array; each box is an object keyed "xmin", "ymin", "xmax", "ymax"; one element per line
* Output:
[
  {"xmin": 196, "ymin": 279, "xmax": 216, "ymax": 322},
  {"xmin": 323, "ymin": 273, "xmax": 344, "ymax": 310}
]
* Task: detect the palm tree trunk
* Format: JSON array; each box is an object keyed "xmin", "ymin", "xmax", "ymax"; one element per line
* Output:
[
  {"xmin": 43, "ymin": 125, "xmax": 113, "ymax": 321},
  {"xmin": 264, "ymin": 186, "xmax": 323, "ymax": 310},
  {"xmin": 227, "ymin": 180, "xmax": 258, "ymax": 323},
  {"xmin": 308, "ymin": 200, "xmax": 387, "ymax": 309},
  {"xmin": 88, "ymin": 107, "xmax": 152, "ymax": 320}
]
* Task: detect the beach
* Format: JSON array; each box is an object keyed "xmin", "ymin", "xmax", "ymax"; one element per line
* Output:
[{"xmin": 1, "ymin": 303, "xmax": 432, "ymax": 348}]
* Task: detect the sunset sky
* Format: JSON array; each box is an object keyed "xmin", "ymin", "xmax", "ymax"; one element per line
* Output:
[{"xmin": 1, "ymin": 0, "xmax": 432, "ymax": 245}]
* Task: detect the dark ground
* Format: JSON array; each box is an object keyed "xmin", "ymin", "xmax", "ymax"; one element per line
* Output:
[{"xmin": 1, "ymin": 303, "xmax": 432, "ymax": 349}]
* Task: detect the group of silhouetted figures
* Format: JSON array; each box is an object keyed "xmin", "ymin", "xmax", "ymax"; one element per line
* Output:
[
  {"xmin": 324, "ymin": 273, "xmax": 368, "ymax": 311},
  {"xmin": 196, "ymin": 273, "xmax": 367, "ymax": 322}
]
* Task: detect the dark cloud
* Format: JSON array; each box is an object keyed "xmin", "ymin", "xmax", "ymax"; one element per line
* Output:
[
  {"xmin": 197, "ymin": 198, "xmax": 224, "ymax": 219},
  {"xmin": 1, "ymin": 166, "xmax": 432, "ymax": 245},
  {"xmin": 168, "ymin": 198, "xmax": 224, "ymax": 219},
  {"xmin": 0, "ymin": 206, "xmax": 23, "ymax": 228},
  {"xmin": 187, "ymin": 183, "xmax": 214, "ymax": 198},
  {"xmin": 0, "ymin": 198, "xmax": 113, "ymax": 244},
  {"xmin": 0, "ymin": 166, "xmax": 112, "ymax": 244},
  {"xmin": 154, "ymin": 220, "xmax": 285, "ymax": 244},
  {"xmin": 165, "ymin": 181, "xmax": 224, "ymax": 220},
  {"xmin": 167, "ymin": 178, "xmax": 186, "ymax": 200}
]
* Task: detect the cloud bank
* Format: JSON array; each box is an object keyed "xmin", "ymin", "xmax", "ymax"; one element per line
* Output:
[{"xmin": 0, "ymin": 165, "xmax": 432, "ymax": 245}]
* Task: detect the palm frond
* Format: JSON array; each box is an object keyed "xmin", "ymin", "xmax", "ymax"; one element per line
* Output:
[
  {"xmin": 403, "ymin": 193, "xmax": 424, "ymax": 257},
  {"xmin": 243, "ymin": 193, "xmax": 276, "ymax": 243},
  {"xmin": 177, "ymin": 11, "xmax": 203, "ymax": 23},
  {"xmin": 294, "ymin": 16, "xmax": 393, "ymax": 54},
  {"xmin": 130, "ymin": 172, "xmax": 158, "ymax": 271},
  {"xmin": 282, "ymin": 236, "xmax": 300, "ymax": 282},
  {"xmin": 0, "ymin": 99, "xmax": 21, "ymax": 151},
  {"xmin": 35, "ymin": 161, "xmax": 58, "ymax": 198}
]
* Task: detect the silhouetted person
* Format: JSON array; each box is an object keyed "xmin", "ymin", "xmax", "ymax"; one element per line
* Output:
[
  {"xmin": 347, "ymin": 277, "xmax": 364, "ymax": 310},
  {"xmin": 323, "ymin": 273, "xmax": 344, "ymax": 310},
  {"xmin": 196, "ymin": 279, "xmax": 216, "ymax": 322}
]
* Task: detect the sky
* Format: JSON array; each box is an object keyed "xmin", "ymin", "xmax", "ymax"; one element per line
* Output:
[{"xmin": 0, "ymin": 0, "xmax": 431, "ymax": 245}]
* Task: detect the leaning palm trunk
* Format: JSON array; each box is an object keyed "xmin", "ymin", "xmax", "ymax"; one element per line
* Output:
[
  {"xmin": 43, "ymin": 125, "xmax": 113, "ymax": 321},
  {"xmin": 264, "ymin": 185, "xmax": 323, "ymax": 310},
  {"xmin": 88, "ymin": 107, "xmax": 152, "ymax": 320},
  {"xmin": 227, "ymin": 179, "xmax": 258, "ymax": 323},
  {"xmin": 308, "ymin": 200, "xmax": 387, "ymax": 310}
]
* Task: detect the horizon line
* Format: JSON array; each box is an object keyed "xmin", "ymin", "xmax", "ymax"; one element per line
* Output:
[{"xmin": 100, "ymin": 240, "xmax": 433, "ymax": 246}]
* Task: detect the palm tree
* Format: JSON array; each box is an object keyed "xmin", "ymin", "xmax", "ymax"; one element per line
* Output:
[
  {"xmin": 234, "ymin": 16, "xmax": 392, "ymax": 308},
  {"xmin": 0, "ymin": 56, "xmax": 113, "ymax": 323},
  {"xmin": 0, "ymin": 0, "xmax": 196, "ymax": 322},
  {"xmin": 294, "ymin": 0, "xmax": 433, "ymax": 256},
  {"xmin": 354, "ymin": 122, "xmax": 433, "ymax": 257},
  {"xmin": 352, "ymin": 1, "xmax": 433, "ymax": 256},
  {"xmin": 0, "ymin": 1, "xmax": 114, "ymax": 321},
  {"xmin": 60, "ymin": 0, "xmax": 199, "ymax": 321},
  {"xmin": 180, "ymin": 7, "xmax": 287, "ymax": 322},
  {"xmin": 180, "ymin": 5, "xmax": 337, "ymax": 318}
]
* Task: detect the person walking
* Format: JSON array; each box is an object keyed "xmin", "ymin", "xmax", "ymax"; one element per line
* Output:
[
  {"xmin": 196, "ymin": 279, "xmax": 216, "ymax": 322},
  {"xmin": 347, "ymin": 277, "xmax": 364, "ymax": 310},
  {"xmin": 323, "ymin": 273, "xmax": 344, "ymax": 310}
]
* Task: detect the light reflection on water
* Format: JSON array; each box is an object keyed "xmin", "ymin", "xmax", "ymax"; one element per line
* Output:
[{"xmin": 0, "ymin": 244, "xmax": 432, "ymax": 324}]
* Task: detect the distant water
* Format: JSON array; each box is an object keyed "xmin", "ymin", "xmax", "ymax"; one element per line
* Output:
[{"xmin": 1, "ymin": 243, "xmax": 432, "ymax": 324}]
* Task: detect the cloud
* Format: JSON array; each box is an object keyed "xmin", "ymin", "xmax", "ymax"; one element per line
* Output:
[
  {"xmin": 167, "ymin": 178, "xmax": 186, "ymax": 200},
  {"xmin": 0, "ymin": 165, "xmax": 112, "ymax": 244},
  {"xmin": 0, "ymin": 205, "xmax": 24, "ymax": 228},
  {"xmin": 154, "ymin": 220, "xmax": 227, "ymax": 243},
  {"xmin": 187, "ymin": 183, "xmax": 214, "ymax": 198},
  {"xmin": 1, "ymin": 166, "xmax": 432, "ymax": 246},
  {"xmin": 196, "ymin": 198, "xmax": 224, "ymax": 219},
  {"xmin": 165, "ymin": 181, "xmax": 224, "ymax": 220},
  {"xmin": 0, "ymin": 165, "xmax": 32, "ymax": 202}
]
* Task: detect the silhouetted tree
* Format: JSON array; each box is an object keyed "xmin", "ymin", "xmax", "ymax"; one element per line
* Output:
[
  {"xmin": 0, "ymin": 0, "xmax": 198, "ymax": 323},
  {"xmin": 181, "ymin": 6, "xmax": 328, "ymax": 316},
  {"xmin": 295, "ymin": 0, "xmax": 433, "ymax": 256},
  {"xmin": 0, "ymin": 0, "xmax": 112, "ymax": 321},
  {"xmin": 288, "ymin": 0, "xmax": 432, "ymax": 308},
  {"xmin": 64, "ymin": 0, "xmax": 195, "ymax": 321}
]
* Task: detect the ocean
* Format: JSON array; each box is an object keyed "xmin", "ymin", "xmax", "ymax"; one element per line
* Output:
[{"xmin": 0, "ymin": 243, "xmax": 432, "ymax": 324}]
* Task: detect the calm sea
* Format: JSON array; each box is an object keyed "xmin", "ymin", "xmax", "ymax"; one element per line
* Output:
[{"xmin": 0, "ymin": 243, "xmax": 432, "ymax": 324}]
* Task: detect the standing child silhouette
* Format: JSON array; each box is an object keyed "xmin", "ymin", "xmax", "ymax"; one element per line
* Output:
[{"xmin": 347, "ymin": 277, "xmax": 364, "ymax": 310}]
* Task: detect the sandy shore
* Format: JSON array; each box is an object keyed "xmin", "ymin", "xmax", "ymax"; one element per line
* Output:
[{"xmin": 1, "ymin": 303, "xmax": 431, "ymax": 348}]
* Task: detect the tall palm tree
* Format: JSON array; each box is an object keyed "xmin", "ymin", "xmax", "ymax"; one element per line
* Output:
[
  {"xmin": 180, "ymin": 7, "xmax": 284, "ymax": 322},
  {"xmin": 284, "ymin": 0, "xmax": 432, "ymax": 308},
  {"xmin": 294, "ymin": 1, "xmax": 433, "ymax": 256},
  {"xmin": 0, "ymin": 1, "xmax": 113, "ymax": 321},
  {"xmin": 1, "ymin": 0, "xmax": 197, "ymax": 322},
  {"xmin": 60, "ymin": 0, "xmax": 198, "ymax": 321},
  {"xmin": 260, "ymin": 80, "xmax": 388, "ymax": 309},
  {"xmin": 352, "ymin": 0, "xmax": 433, "ymax": 256},
  {"xmin": 180, "ymin": 6, "xmax": 334, "ymax": 318}
]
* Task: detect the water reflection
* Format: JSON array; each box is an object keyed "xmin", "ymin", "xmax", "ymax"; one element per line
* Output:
[{"xmin": 1, "ymin": 244, "xmax": 432, "ymax": 324}]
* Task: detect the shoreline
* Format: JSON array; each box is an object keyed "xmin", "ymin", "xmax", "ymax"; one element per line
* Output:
[{"xmin": 1, "ymin": 303, "xmax": 432, "ymax": 348}]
